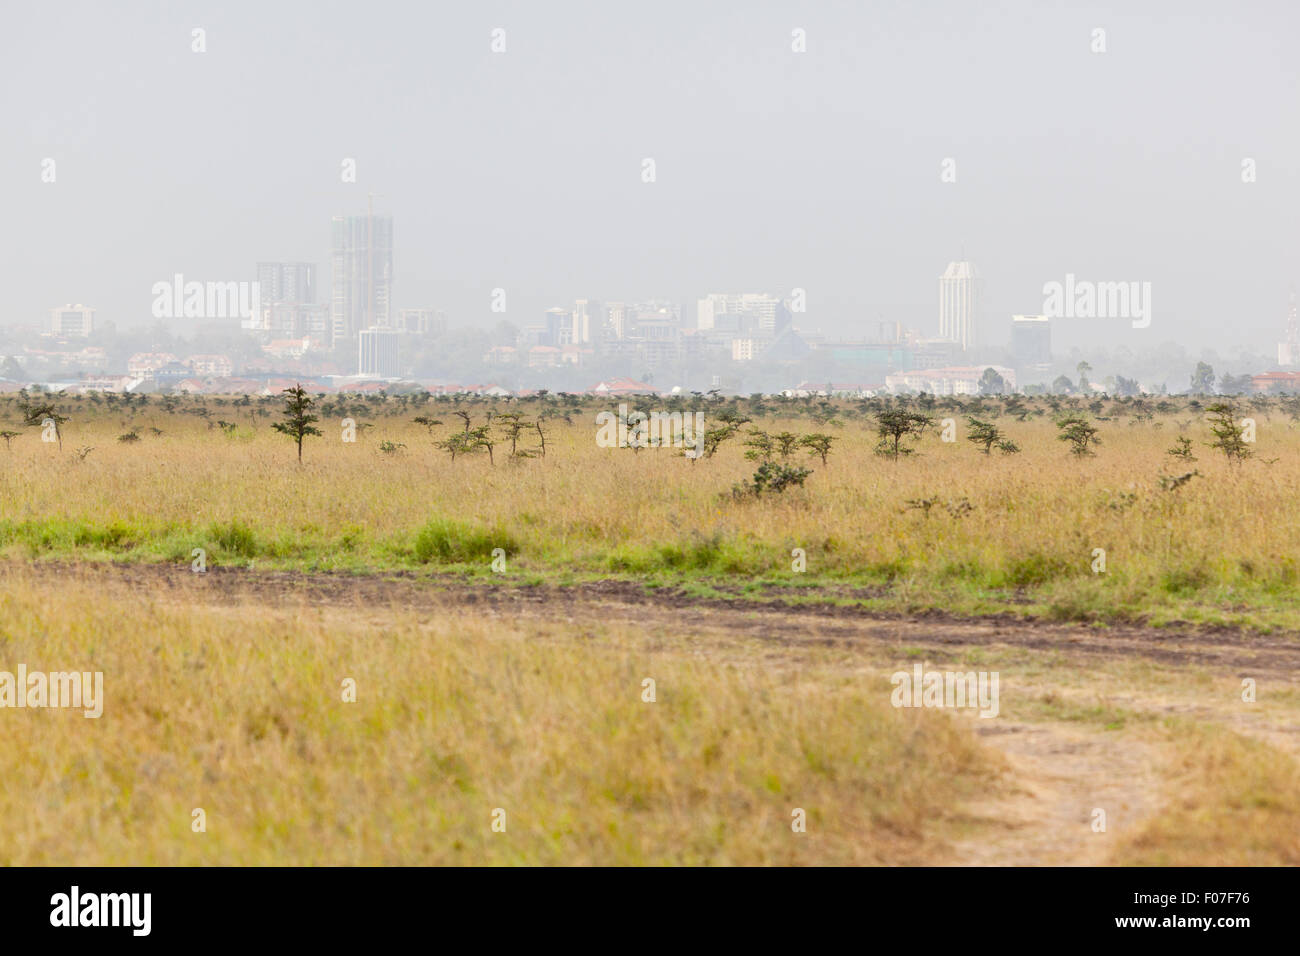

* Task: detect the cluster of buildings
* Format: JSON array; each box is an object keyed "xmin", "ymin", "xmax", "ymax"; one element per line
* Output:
[
  {"xmin": 30, "ymin": 224, "xmax": 1300, "ymax": 396},
  {"xmin": 1245, "ymin": 371, "xmax": 1300, "ymax": 393},
  {"xmin": 486, "ymin": 293, "xmax": 806, "ymax": 372},
  {"xmin": 26, "ymin": 258, "xmax": 1029, "ymax": 393},
  {"xmin": 242, "ymin": 210, "xmax": 447, "ymax": 381},
  {"xmin": 489, "ymin": 271, "xmax": 1007, "ymax": 385}
]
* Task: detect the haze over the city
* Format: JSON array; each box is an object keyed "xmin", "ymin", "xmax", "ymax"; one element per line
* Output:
[{"xmin": 5, "ymin": 0, "xmax": 1298, "ymax": 355}]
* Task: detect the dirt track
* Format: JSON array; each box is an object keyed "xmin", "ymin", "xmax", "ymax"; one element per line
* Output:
[{"xmin": 25, "ymin": 560, "xmax": 1300, "ymax": 678}]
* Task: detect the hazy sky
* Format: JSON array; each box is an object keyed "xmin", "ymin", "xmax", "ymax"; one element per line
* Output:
[{"xmin": 5, "ymin": 0, "xmax": 1298, "ymax": 352}]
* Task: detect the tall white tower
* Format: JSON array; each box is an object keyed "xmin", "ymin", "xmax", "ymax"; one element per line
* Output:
[
  {"xmin": 938, "ymin": 261, "xmax": 979, "ymax": 351},
  {"xmin": 1280, "ymin": 288, "xmax": 1298, "ymax": 367}
]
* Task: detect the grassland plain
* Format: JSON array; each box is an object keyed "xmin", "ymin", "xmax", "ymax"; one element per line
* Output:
[
  {"xmin": 0, "ymin": 391, "xmax": 1298, "ymax": 630},
  {"xmin": 1, "ymin": 563, "xmax": 1296, "ymax": 865}
]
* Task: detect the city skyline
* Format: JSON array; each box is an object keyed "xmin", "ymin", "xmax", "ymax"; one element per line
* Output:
[
  {"xmin": 18, "ymin": 192, "xmax": 1300, "ymax": 362},
  {"xmin": 13, "ymin": 195, "xmax": 1300, "ymax": 391}
]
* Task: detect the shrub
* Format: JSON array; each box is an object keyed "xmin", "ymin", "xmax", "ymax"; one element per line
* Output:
[
  {"xmin": 1002, "ymin": 552, "xmax": 1075, "ymax": 588},
  {"xmin": 732, "ymin": 461, "xmax": 812, "ymax": 498},
  {"xmin": 75, "ymin": 520, "xmax": 135, "ymax": 550},
  {"xmin": 209, "ymin": 519, "xmax": 259, "ymax": 558},
  {"xmin": 414, "ymin": 518, "xmax": 516, "ymax": 564}
]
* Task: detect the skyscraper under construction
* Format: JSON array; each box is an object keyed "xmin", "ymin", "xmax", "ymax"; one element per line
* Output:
[{"xmin": 330, "ymin": 206, "xmax": 392, "ymax": 349}]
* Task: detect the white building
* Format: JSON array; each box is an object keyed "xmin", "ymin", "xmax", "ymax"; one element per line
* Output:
[
  {"xmin": 127, "ymin": 352, "xmax": 178, "ymax": 377},
  {"xmin": 186, "ymin": 354, "xmax": 234, "ymax": 377},
  {"xmin": 938, "ymin": 262, "xmax": 980, "ymax": 351},
  {"xmin": 885, "ymin": 364, "xmax": 1016, "ymax": 396},
  {"xmin": 263, "ymin": 338, "xmax": 314, "ymax": 360},
  {"xmin": 358, "ymin": 328, "xmax": 402, "ymax": 379},
  {"xmin": 731, "ymin": 338, "xmax": 756, "ymax": 362},
  {"xmin": 49, "ymin": 304, "xmax": 95, "ymax": 337}
]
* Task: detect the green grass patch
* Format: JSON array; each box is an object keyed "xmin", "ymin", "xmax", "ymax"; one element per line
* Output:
[{"xmin": 413, "ymin": 518, "xmax": 518, "ymax": 565}]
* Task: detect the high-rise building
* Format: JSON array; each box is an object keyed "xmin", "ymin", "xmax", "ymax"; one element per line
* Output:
[
  {"xmin": 395, "ymin": 308, "xmax": 447, "ymax": 337},
  {"xmin": 358, "ymin": 328, "xmax": 402, "ymax": 378},
  {"xmin": 697, "ymin": 293, "xmax": 791, "ymax": 334},
  {"xmin": 246, "ymin": 263, "xmax": 320, "ymax": 334},
  {"xmin": 256, "ymin": 262, "xmax": 315, "ymax": 305},
  {"xmin": 572, "ymin": 300, "xmax": 604, "ymax": 344},
  {"xmin": 49, "ymin": 304, "xmax": 94, "ymax": 337},
  {"xmin": 544, "ymin": 307, "xmax": 572, "ymax": 346},
  {"xmin": 605, "ymin": 302, "xmax": 629, "ymax": 340},
  {"xmin": 938, "ymin": 261, "xmax": 979, "ymax": 351},
  {"xmin": 331, "ymin": 212, "xmax": 393, "ymax": 348},
  {"xmin": 1010, "ymin": 314, "xmax": 1051, "ymax": 366}
]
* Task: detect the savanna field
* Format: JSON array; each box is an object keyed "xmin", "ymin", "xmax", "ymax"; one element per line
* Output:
[{"xmin": 1, "ymin": 389, "xmax": 1298, "ymax": 864}]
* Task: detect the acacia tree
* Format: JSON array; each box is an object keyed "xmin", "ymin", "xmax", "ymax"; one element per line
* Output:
[
  {"xmin": 772, "ymin": 431, "xmax": 801, "ymax": 459},
  {"xmin": 699, "ymin": 422, "xmax": 742, "ymax": 459},
  {"xmin": 496, "ymin": 413, "xmax": 534, "ymax": 458},
  {"xmin": 874, "ymin": 410, "xmax": 931, "ymax": 459},
  {"xmin": 799, "ymin": 433, "xmax": 836, "ymax": 465},
  {"xmin": 966, "ymin": 417, "xmax": 1003, "ymax": 454},
  {"xmin": 435, "ymin": 431, "xmax": 474, "ymax": 462},
  {"xmin": 413, "ymin": 415, "xmax": 443, "ymax": 437},
  {"xmin": 272, "ymin": 384, "xmax": 322, "ymax": 463},
  {"xmin": 468, "ymin": 425, "xmax": 497, "ymax": 464},
  {"xmin": 20, "ymin": 401, "xmax": 67, "ymax": 451},
  {"xmin": 743, "ymin": 429, "xmax": 774, "ymax": 461},
  {"xmin": 1204, "ymin": 402, "xmax": 1253, "ymax": 463},
  {"xmin": 1056, "ymin": 416, "xmax": 1101, "ymax": 457}
]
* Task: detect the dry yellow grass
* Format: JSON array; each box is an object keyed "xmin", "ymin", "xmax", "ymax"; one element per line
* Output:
[
  {"xmin": 0, "ymin": 395, "xmax": 1297, "ymax": 628},
  {"xmin": 1117, "ymin": 724, "xmax": 1300, "ymax": 866},
  {"xmin": 0, "ymin": 569, "xmax": 1000, "ymax": 865}
]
